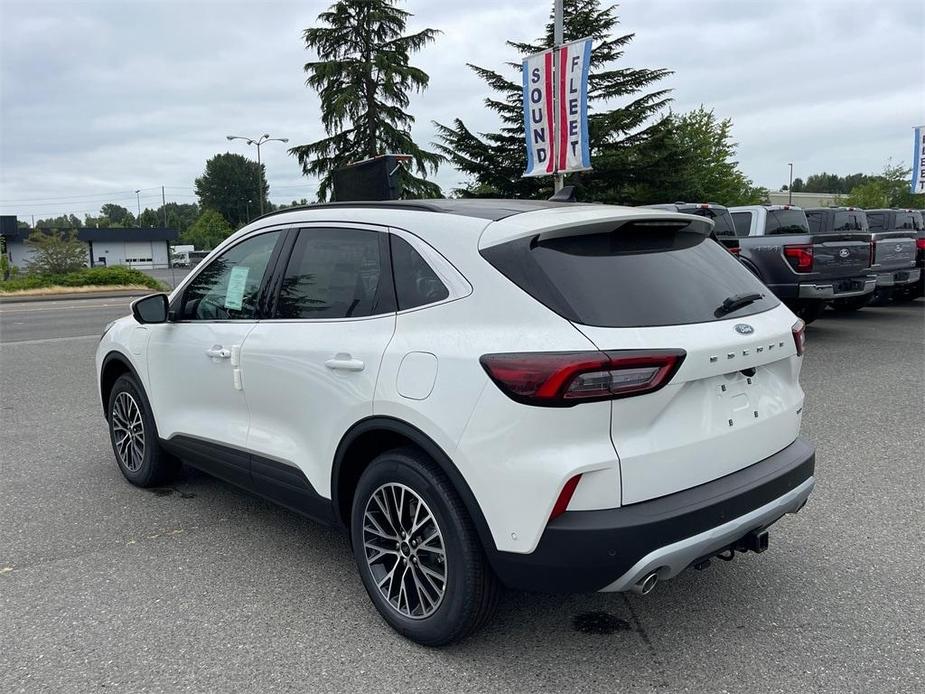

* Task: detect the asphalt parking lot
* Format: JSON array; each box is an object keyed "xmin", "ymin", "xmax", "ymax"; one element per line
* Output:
[{"xmin": 1, "ymin": 299, "xmax": 923, "ymax": 693}]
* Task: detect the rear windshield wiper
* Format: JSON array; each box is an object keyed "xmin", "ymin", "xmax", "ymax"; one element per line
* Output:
[{"xmin": 715, "ymin": 292, "xmax": 763, "ymax": 317}]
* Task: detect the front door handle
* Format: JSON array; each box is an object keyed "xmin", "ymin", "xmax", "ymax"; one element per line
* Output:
[
  {"xmin": 206, "ymin": 346, "xmax": 231, "ymax": 359},
  {"xmin": 325, "ymin": 354, "xmax": 365, "ymax": 372}
]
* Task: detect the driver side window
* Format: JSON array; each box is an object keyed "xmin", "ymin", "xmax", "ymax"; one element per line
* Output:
[{"xmin": 180, "ymin": 231, "xmax": 281, "ymax": 320}]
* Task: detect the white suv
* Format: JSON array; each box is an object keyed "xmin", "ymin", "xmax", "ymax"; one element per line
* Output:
[{"xmin": 96, "ymin": 200, "xmax": 815, "ymax": 645}]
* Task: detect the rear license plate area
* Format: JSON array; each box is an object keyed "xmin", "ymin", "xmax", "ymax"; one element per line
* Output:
[{"xmin": 714, "ymin": 372, "xmax": 758, "ymax": 429}]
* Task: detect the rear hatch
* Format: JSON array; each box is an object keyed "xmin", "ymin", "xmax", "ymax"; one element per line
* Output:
[{"xmin": 481, "ymin": 208, "xmax": 805, "ymax": 504}]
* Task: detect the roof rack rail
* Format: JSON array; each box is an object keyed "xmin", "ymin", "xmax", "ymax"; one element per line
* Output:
[{"xmin": 247, "ymin": 200, "xmax": 449, "ymax": 225}]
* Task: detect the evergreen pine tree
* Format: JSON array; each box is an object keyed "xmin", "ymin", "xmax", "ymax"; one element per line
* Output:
[
  {"xmin": 434, "ymin": 0, "xmax": 671, "ymax": 201},
  {"xmin": 289, "ymin": 0, "xmax": 443, "ymax": 200}
]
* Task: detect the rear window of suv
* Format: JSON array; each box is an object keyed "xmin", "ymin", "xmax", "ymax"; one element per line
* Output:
[{"xmin": 481, "ymin": 222, "xmax": 779, "ymax": 328}]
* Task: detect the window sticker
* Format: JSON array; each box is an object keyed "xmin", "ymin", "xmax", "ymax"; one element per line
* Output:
[{"xmin": 224, "ymin": 266, "xmax": 250, "ymax": 311}]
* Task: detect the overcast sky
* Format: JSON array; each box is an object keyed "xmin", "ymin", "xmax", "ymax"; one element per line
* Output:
[{"xmin": 1, "ymin": 0, "xmax": 922, "ymax": 222}]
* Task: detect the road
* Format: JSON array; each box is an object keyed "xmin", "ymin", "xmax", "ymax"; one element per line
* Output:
[{"xmin": 1, "ymin": 298, "xmax": 923, "ymax": 692}]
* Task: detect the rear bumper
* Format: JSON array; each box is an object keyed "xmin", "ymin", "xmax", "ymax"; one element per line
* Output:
[
  {"xmin": 489, "ymin": 437, "xmax": 815, "ymax": 593},
  {"xmin": 876, "ymin": 268, "xmax": 921, "ymax": 287},
  {"xmin": 797, "ymin": 276, "xmax": 875, "ymax": 300}
]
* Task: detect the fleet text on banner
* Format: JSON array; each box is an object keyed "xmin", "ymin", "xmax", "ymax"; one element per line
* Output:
[
  {"xmin": 522, "ymin": 50, "xmax": 556, "ymax": 177},
  {"xmin": 912, "ymin": 126, "xmax": 925, "ymax": 194},
  {"xmin": 522, "ymin": 38, "xmax": 592, "ymax": 178},
  {"xmin": 555, "ymin": 38, "xmax": 592, "ymax": 174}
]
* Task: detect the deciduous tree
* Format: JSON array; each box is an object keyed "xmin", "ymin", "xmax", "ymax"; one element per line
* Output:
[
  {"xmin": 181, "ymin": 209, "xmax": 233, "ymax": 251},
  {"xmin": 195, "ymin": 153, "xmax": 267, "ymax": 228},
  {"xmin": 25, "ymin": 230, "xmax": 88, "ymax": 275}
]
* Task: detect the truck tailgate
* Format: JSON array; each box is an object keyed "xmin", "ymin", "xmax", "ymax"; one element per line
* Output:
[
  {"xmin": 812, "ymin": 233, "xmax": 870, "ymax": 276},
  {"xmin": 873, "ymin": 232, "xmax": 917, "ymax": 270}
]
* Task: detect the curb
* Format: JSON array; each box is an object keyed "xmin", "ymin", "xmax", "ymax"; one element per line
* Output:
[{"xmin": 0, "ymin": 290, "xmax": 151, "ymax": 304}]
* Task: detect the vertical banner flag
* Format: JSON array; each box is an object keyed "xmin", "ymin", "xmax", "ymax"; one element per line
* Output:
[
  {"xmin": 522, "ymin": 38, "xmax": 592, "ymax": 177},
  {"xmin": 912, "ymin": 126, "xmax": 925, "ymax": 194}
]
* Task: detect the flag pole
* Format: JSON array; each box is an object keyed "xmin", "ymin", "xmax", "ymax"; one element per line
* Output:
[{"xmin": 552, "ymin": 0, "xmax": 564, "ymax": 193}]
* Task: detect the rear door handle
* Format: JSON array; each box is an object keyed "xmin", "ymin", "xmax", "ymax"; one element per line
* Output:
[
  {"xmin": 325, "ymin": 354, "xmax": 365, "ymax": 372},
  {"xmin": 206, "ymin": 346, "xmax": 231, "ymax": 359}
]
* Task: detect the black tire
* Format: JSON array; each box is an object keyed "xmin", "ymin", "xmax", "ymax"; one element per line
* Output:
[
  {"xmin": 350, "ymin": 447, "xmax": 501, "ymax": 646},
  {"xmin": 831, "ymin": 294, "xmax": 872, "ymax": 312},
  {"xmin": 789, "ymin": 300, "xmax": 825, "ymax": 325},
  {"xmin": 107, "ymin": 374, "xmax": 179, "ymax": 487}
]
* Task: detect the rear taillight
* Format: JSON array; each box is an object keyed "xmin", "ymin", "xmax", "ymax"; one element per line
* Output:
[
  {"xmin": 784, "ymin": 244, "xmax": 814, "ymax": 272},
  {"xmin": 792, "ymin": 319, "xmax": 806, "ymax": 356},
  {"xmin": 480, "ymin": 349, "xmax": 686, "ymax": 406},
  {"xmin": 728, "ymin": 245, "xmax": 740, "ymax": 256},
  {"xmin": 916, "ymin": 238, "xmax": 925, "ymax": 250}
]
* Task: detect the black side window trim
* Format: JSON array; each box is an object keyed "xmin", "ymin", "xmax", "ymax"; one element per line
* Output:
[
  {"xmin": 266, "ymin": 226, "xmax": 396, "ymax": 321},
  {"xmin": 168, "ymin": 228, "xmax": 289, "ymax": 322}
]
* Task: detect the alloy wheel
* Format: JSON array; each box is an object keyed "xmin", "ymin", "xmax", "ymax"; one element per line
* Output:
[
  {"xmin": 112, "ymin": 391, "xmax": 145, "ymax": 472},
  {"xmin": 362, "ymin": 482, "xmax": 447, "ymax": 619}
]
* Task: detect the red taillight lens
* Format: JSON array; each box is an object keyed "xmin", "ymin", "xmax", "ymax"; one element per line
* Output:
[
  {"xmin": 792, "ymin": 319, "xmax": 806, "ymax": 356},
  {"xmin": 916, "ymin": 238, "xmax": 925, "ymax": 250},
  {"xmin": 728, "ymin": 245, "xmax": 740, "ymax": 256},
  {"xmin": 480, "ymin": 349, "xmax": 686, "ymax": 406},
  {"xmin": 549, "ymin": 474, "xmax": 582, "ymax": 521},
  {"xmin": 784, "ymin": 244, "xmax": 814, "ymax": 272}
]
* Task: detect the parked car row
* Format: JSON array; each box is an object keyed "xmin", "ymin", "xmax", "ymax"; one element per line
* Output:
[{"xmin": 644, "ymin": 203, "xmax": 923, "ymax": 323}]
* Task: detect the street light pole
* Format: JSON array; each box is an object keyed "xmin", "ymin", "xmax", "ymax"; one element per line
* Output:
[
  {"xmin": 788, "ymin": 163, "xmax": 793, "ymax": 205},
  {"xmin": 134, "ymin": 189, "xmax": 141, "ymax": 225},
  {"xmin": 226, "ymin": 134, "xmax": 289, "ymax": 216}
]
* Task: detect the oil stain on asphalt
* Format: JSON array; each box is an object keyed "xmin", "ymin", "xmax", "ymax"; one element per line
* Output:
[{"xmin": 572, "ymin": 611, "xmax": 632, "ymax": 635}]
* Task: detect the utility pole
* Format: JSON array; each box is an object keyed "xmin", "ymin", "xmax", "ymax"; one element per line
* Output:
[
  {"xmin": 134, "ymin": 189, "xmax": 141, "ymax": 225},
  {"xmin": 553, "ymin": 0, "xmax": 564, "ymax": 193},
  {"xmin": 788, "ymin": 163, "xmax": 793, "ymax": 205},
  {"xmin": 162, "ymin": 186, "xmax": 167, "ymax": 227}
]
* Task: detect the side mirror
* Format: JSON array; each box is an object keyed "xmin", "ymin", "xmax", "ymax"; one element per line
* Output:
[{"xmin": 131, "ymin": 293, "xmax": 170, "ymax": 324}]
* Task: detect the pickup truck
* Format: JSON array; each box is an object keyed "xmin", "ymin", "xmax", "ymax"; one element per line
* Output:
[
  {"xmin": 857, "ymin": 208, "xmax": 922, "ymax": 304},
  {"xmin": 899, "ymin": 210, "xmax": 925, "ymax": 300},
  {"xmin": 729, "ymin": 205, "xmax": 875, "ymax": 322},
  {"xmin": 804, "ymin": 207, "xmax": 918, "ymax": 309},
  {"xmin": 642, "ymin": 202, "xmax": 741, "ymax": 253}
]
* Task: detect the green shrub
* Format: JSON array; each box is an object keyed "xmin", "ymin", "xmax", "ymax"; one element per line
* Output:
[{"xmin": 0, "ymin": 266, "xmax": 167, "ymax": 293}]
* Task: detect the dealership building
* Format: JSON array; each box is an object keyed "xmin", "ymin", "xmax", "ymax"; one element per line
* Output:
[{"xmin": 0, "ymin": 216, "xmax": 178, "ymax": 270}]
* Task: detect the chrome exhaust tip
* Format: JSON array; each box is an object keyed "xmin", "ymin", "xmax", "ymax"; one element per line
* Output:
[{"xmin": 632, "ymin": 571, "xmax": 659, "ymax": 596}]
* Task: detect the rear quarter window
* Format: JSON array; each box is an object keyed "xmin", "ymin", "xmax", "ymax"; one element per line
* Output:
[{"xmin": 481, "ymin": 222, "xmax": 779, "ymax": 328}]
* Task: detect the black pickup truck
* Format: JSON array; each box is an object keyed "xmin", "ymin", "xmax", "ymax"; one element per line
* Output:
[{"xmin": 804, "ymin": 207, "xmax": 918, "ymax": 309}]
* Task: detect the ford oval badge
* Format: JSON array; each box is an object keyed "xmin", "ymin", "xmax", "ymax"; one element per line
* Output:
[
  {"xmin": 839, "ymin": 248, "xmax": 850, "ymax": 258},
  {"xmin": 735, "ymin": 323, "xmax": 754, "ymax": 335}
]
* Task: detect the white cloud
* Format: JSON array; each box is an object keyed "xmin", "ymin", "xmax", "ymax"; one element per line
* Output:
[{"xmin": 1, "ymin": 0, "xmax": 923, "ymax": 220}]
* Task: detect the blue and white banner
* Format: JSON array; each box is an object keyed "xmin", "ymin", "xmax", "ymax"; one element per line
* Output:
[
  {"xmin": 912, "ymin": 126, "xmax": 925, "ymax": 194},
  {"xmin": 522, "ymin": 38, "xmax": 592, "ymax": 177}
]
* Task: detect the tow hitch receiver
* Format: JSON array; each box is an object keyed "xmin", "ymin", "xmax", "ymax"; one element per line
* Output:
[{"xmin": 737, "ymin": 529, "xmax": 769, "ymax": 554}]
